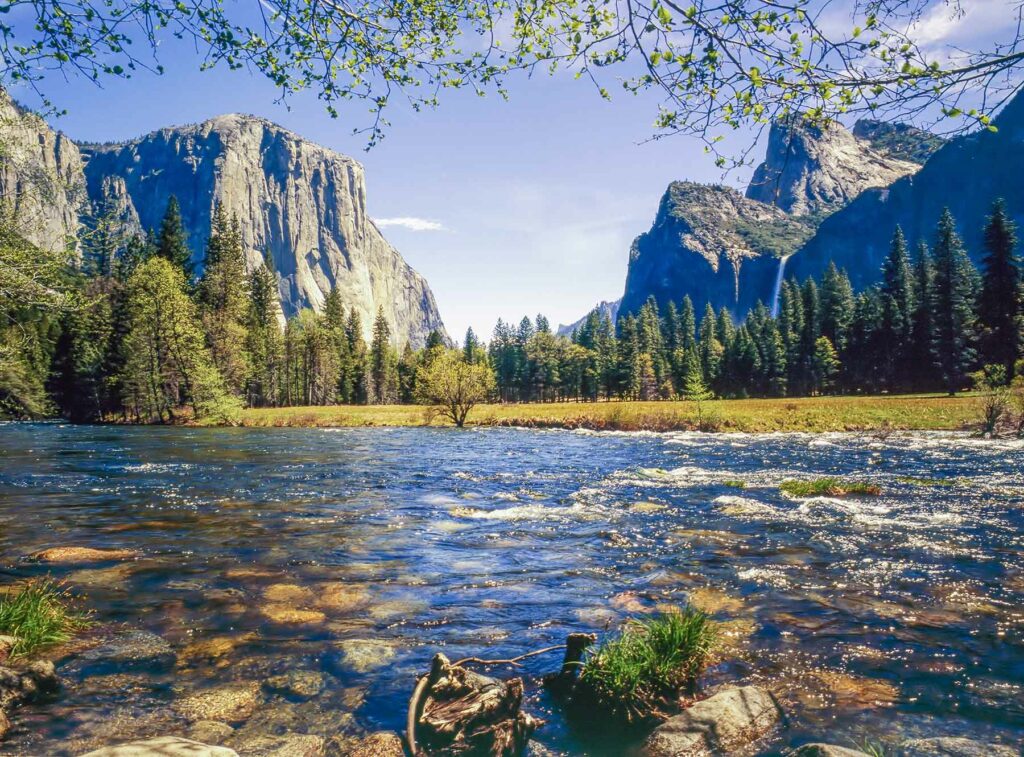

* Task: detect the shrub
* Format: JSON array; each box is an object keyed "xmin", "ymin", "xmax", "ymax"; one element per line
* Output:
[
  {"xmin": 0, "ymin": 579, "xmax": 91, "ymax": 658},
  {"xmin": 578, "ymin": 608, "xmax": 717, "ymax": 723},
  {"xmin": 779, "ymin": 478, "xmax": 881, "ymax": 497},
  {"xmin": 723, "ymin": 480, "xmax": 746, "ymax": 489}
]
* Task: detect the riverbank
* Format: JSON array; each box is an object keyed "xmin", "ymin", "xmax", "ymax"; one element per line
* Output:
[{"xmin": 217, "ymin": 393, "xmax": 982, "ymax": 433}]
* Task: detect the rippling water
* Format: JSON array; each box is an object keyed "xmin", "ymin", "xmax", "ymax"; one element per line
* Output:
[{"xmin": 0, "ymin": 423, "xmax": 1022, "ymax": 755}]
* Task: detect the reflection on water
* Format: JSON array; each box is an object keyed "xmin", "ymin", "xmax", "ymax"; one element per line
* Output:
[{"xmin": 0, "ymin": 424, "xmax": 1022, "ymax": 755}]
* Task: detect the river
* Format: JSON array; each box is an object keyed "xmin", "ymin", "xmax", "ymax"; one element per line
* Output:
[{"xmin": 0, "ymin": 424, "xmax": 1021, "ymax": 754}]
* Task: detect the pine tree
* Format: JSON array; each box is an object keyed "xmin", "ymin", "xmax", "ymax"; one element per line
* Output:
[
  {"xmin": 682, "ymin": 351, "xmax": 714, "ymax": 428},
  {"xmin": 819, "ymin": 263, "xmax": 855, "ymax": 354},
  {"xmin": 397, "ymin": 343, "xmax": 419, "ymax": 403},
  {"xmin": 369, "ymin": 307, "xmax": 398, "ymax": 404},
  {"xmin": 978, "ymin": 199, "xmax": 1022, "ymax": 381},
  {"xmin": 698, "ymin": 303, "xmax": 722, "ymax": 386},
  {"xmin": 878, "ymin": 227, "xmax": 916, "ymax": 390},
  {"xmin": 198, "ymin": 206, "xmax": 250, "ymax": 394},
  {"xmin": 847, "ymin": 288, "xmax": 885, "ymax": 392},
  {"xmin": 156, "ymin": 196, "xmax": 192, "ymax": 278},
  {"xmin": 346, "ymin": 308, "xmax": 369, "ymax": 403},
  {"xmin": 810, "ymin": 336, "xmax": 840, "ymax": 395},
  {"xmin": 931, "ymin": 209, "xmax": 979, "ymax": 394},
  {"xmin": 909, "ymin": 241, "xmax": 939, "ymax": 390},
  {"xmin": 464, "ymin": 327, "xmax": 480, "ymax": 364},
  {"xmin": 678, "ymin": 296, "xmax": 697, "ymax": 353},
  {"xmin": 244, "ymin": 263, "xmax": 283, "ymax": 407}
]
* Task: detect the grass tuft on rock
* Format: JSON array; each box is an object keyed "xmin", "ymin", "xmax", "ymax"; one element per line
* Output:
[
  {"xmin": 722, "ymin": 480, "xmax": 746, "ymax": 489},
  {"xmin": 779, "ymin": 478, "xmax": 881, "ymax": 497},
  {"xmin": 578, "ymin": 608, "xmax": 717, "ymax": 723},
  {"xmin": 0, "ymin": 579, "xmax": 91, "ymax": 658}
]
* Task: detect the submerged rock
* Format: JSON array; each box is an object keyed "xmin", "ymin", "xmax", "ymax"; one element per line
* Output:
[
  {"xmin": 264, "ymin": 671, "xmax": 325, "ymax": 700},
  {"xmin": 76, "ymin": 630, "xmax": 174, "ymax": 674},
  {"xmin": 331, "ymin": 639, "xmax": 397, "ymax": 674},
  {"xmin": 35, "ymin": 547, "xmax": 138, "ymax": 564},
  {"xmin": 188, "ymin": 721, "xmax": 235, "ymax": 745},
  {"xmin": 639, "ymin": 685, "xmax": 782, "ymax": 757},
  {"xmin": 174, "ymin": 682, "xmax": 263, "ymax": 723},
  {"xmin": 789, "ymin": 745, "xmax": 869, "ymax": 757},
  {"xmin": 77, "ymin": 736, "xmax": 238, "ymax": 756},
  {"xmin": 338, "ymin": 731, "xmax": 405, "ymax": 757},
  {"xmin": 0, "ymin": 661, "xmax": 60, "ymax": 738},
  {"xmin": 226, "ymin": 732, "xmax": 325, "ymax": 756},
  {"xmin": 900, "ymin": 737, "xmax": 1018, "ymax": 756}
]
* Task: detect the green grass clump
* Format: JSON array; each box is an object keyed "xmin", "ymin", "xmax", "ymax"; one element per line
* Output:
[
  {"xmin": 779, "ymin": 478, "xmax": 882, "ymax": 497},
  {"xmin": 895, "ymin": 476, "xmax": 954, "ymax": 488},
  {"xmin": 579, "ymin": 608, "xmax": 717, "ymax": 723},
  {"xmin": 722, "ymin": 480, "xmax": 746, "ymax": 489},
  {"xmin": 0, "ymin": 580, "xmax": 91, "ymax": 658}
]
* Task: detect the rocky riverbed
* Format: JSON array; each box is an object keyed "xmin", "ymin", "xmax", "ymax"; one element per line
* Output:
[{"xmin": 0, "ymin": 424, "xmax": 1020, "ymax": 755}]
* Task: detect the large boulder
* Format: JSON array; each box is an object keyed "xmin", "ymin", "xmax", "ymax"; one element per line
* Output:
[
  {"xmin": 899, "ymin": 737, "xmax": 1018, "ymax": 757},
  {"xmin": 639, "ymin": 685, "xmax": 782, "ymax": 756},
  {"xmin": 77, "ymin": 736, "xmax": 238, "ymax": 756}
]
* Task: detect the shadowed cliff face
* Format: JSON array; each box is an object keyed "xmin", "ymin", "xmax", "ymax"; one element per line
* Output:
[
  {"xmin": 788, "ymin": 91, "xmax": 1024, "ymax": 290},
  {"xmin": 80, "ymin": 114, "xmax": 446, "ymax": 347},
  {"xmin": 0, "ymin": 91, "xmax": 85, "ymax": 252},
  {"xmin": 620, "ymin": 182, "xmax": 812, "ymax": 318}
]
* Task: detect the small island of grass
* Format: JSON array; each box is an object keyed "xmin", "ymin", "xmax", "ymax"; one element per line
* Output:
[
  {"xmin": 779, "ymin": 478, "xmax": 882, "ymax": 498},
  {"xmin": 0, "ymin": 580, "xmax": 91, "ymax": 659}
]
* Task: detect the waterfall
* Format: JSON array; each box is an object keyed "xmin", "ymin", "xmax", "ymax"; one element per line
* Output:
[{"xmin": 770, "ymin": 254, "xmax": 793, "ymax": 317}]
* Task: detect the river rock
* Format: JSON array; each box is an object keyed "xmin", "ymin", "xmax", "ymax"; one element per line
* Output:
[
  {"xmin": 0, "ymin": 636, "xmax": 16, "ymax": 664},
  {"xmin": 416, "ymin": 653, "xmax": 539, "ymax": 756},
  {"xmin": 789, "ymin": 745, "xmax": 869, "ymax": 757},
  {"xmin": 35, "ymin": 547, "xmax": 138, "ymax": 564},
  {"xmin": 227, "ymin": 732, "xmax": 325, "ymax": 756},
  {"xmin": 639, "ymin": 685, "xmax": 782, "ymax": 757},
  {"xmin": 899, "ymin": 737, "xmax": 1019, "ymax": 756},
  {"xmin": 174, "ymin": 682, "xmax": 263, "ymax": 723},
  {"xmin": 331, "ymin": 639, "xmax": 397, "ymax": 674},
  {"xmin": 264, "ymin": 671, "xmax": 325, "ymax": 700},
  {"xmin": 0, "ymin": 660, "xmax": 60, "ymax": 713},
  {"xmin": 77, "ymin": 630, "xmax": 174, "ymax": 673},
  {"xmin": 0, "ymin": 709, "xmax": 8, "ymax": 740},
  {"xmin": 338, "ymin": 731, "xmax": 405, "ymax": 756},
  {"xmin": 77, "ymin": 736, "xmax": 238, "ymax": 756},
  {"xmin": 188, "ymin": 721, "xmax": 235, "ymax": 745}
]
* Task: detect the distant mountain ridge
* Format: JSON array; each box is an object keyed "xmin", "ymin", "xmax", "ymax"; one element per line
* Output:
[
  {"xmin": 0, "ymin": 96, "xmax": 446, "ymax": 347},
  {"xmin": 557, "ymin": 299, "xmax": 620, "ymax": 337}
]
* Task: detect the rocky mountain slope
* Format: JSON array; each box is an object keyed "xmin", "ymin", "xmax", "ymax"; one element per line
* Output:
[
  {"xmin": 82, "ymin": 114, "xmax": 445, "ymax": 346},
  {"xmin": 788, "ymin": 91, "xmax": 1024, "ymax": 290},
  {"xmin": 619, "ymin": 182, "xmax": 814, "ymax": 319},
  {"xmin": 0, "ymin": 90, "xmax": 84, "ymax": 252},
  {"xmin": 745, "ymin": 119, "xmax": 920, "ymax": 216},
  {"xmin": 0, "ymin": 97, "xmax": 445, "ymax": 347},
  {"xmin": 618, "ymin": 115, "xmax": 946, "ymax": 321},
  {"xmin": 556, "ymin": 299, "xmax": 620, "ymax": 337}
]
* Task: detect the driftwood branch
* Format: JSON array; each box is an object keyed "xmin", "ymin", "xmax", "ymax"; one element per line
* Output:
[{"xmin": 406, "ymin": 642, "xmax": 572, "ymax": 755}]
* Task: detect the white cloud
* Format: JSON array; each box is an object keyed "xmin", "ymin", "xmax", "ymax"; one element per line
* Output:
[{"xmin": 373, "ymin": 216, "xmax": 446, "ymax": 232}]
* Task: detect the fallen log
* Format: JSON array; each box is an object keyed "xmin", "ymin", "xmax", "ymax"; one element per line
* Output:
[{"xmin": 407, "ymin": 653, "xmax": 542, "ymax": 756}]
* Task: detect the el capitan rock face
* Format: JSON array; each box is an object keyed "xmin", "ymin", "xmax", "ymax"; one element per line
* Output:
[
  {"xmin": 79, "ymin": 114, "xmax": 445, "ymax": 347},
  {"xmin": 619, "ymin": 182, "xmax": 813, "ymax": 319},
  {"xmin": 745, "ymin": 118, "xmax": 920, "ymax": 216},
  {"xmin": 0, "ymin": 90, "xmax": 85, "ymax": 252}
]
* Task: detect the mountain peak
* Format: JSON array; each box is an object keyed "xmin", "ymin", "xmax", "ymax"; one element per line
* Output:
[{"xmin": 746, "ymin": 118, "xmax": 920, "ymax": 216}]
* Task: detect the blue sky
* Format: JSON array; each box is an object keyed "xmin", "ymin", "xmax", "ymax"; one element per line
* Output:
[
  {"xmin": 15, "ymin": 0, "xmax": 1009, "ymax": 341},
  {"xmin": 17, "ymin": 41, "xmax": 752, "ymax": 342}
]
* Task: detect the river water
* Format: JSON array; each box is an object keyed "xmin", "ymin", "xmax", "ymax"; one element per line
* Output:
[{"xmin": 0, "ymin": 424, "xmax": 1021, "ymax": 755}]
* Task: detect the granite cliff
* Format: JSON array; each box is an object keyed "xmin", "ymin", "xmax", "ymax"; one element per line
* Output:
[
  {"xmin": 0, "ymin": 100, "xmax": 445, "ymax": 347},
  {"xmin": 0, "ymin": 90, "xmax": 84, "ymax": 252}
]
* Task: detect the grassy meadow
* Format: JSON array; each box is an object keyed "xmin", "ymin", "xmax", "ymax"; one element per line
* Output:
[{"xmin": 218, "ymin": 392, "xmax": 984, "ymax": 433}]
